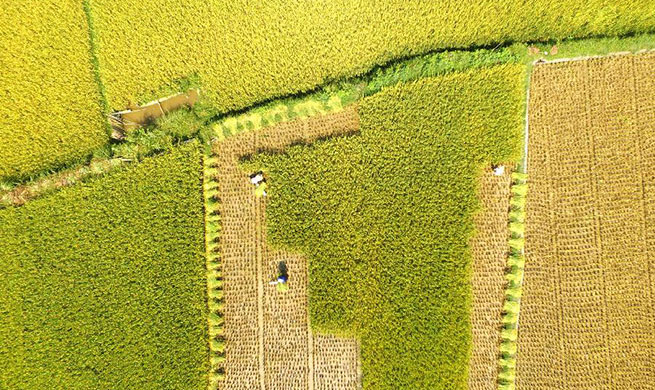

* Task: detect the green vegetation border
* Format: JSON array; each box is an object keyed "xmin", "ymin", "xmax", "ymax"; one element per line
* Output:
[
  {"xmin": 497, "ymin": 172, "xmax": 528, "ymax": 390},
  {"xmin": 203, "ymin": 154, "xmax": 226, "ymax": 388},
  {"xmin": 4, "ymin": 33, "xmax": 654, "ymax": 201}
]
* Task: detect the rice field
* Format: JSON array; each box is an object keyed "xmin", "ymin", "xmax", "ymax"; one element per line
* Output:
[
  {"xmin": 3, "ymin": 3, "xmax": 655, "ymax": 389},
  {"xmin": 211, "ymin": 108, "xmax": 361, "ymax": 390},
  {"xmin": 517, "ymin": 52, "xmax": 655, "ymax": 389},
  {"xmin": 245, "ymin": 65, "xmax": 525, "ymax": 389},
  {"xmin": 0, "ymin": 0, "xmax": 107, "ymax": 182},
  {"xmin": 0, "ymin": 145, "xmax": 208, "ymax": 389},
  {"xmin": 89, "ymin": 0, "xmax": 654, "ymax": 114}
]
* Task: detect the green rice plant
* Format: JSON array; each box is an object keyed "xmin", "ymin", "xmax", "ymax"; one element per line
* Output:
[
  {"xmin": 211, "ymin": 95, "xmax": 343, "ymax": 141},
  {"xmin": 246, "ymin": 65, "xmax": 525, "ymax": 389},
  {"xmin": 506, "ymin": 268, "xmax": 525, "ymax": 285},
  {"xmin": 509, "ymin": 209, "xmax": 525, "ymax": 223},
  {"xmin": 210, "ymin": 338, "xmax": 225, "ymax": 353},
  {"xmin": 509, "ymin": 222, "xmax": 525, "ymax": 236},
  {"xmin": 501, "ymin": 328, "xmax": 518, "ymax": 342},
  {"xmin": 499, "ymin": 370, "xmax": 516, "ymax": 385},
  {"xmin": 511, "ymin": 183, "xmax": 528, "ymax": 197},
  {"xmin": 510, "ymin": 195, "xmax": 527, "ymax": 209},
  {"xmin": 0, "ymin": 144, "xmax": 207, "ymax": 389},
  {"xmin": 500, "ymin": 340, "xmax": 518, "ymax": 356},
  {"xmin": 511, "ymin": 172, "xmax": 528, "ymax": 183},
  {"xmin": 208, "ymin": 312, "xmax": 223, "ymax": 325},
  {"xmin": 505, "ymin": 286, "xmax": 523, "ymax": 300},
  {"xmin": 502, "ymin": 313, "xmax": 519, "ymax": 326},
  {"xmin": 507, "ymin": 254, "xmax": 526, "ymax": 268},
  {"xmin": 509, "ymin": 237, "xmax": 525, "ymax": 251},
  {"xmin": 499, "ymin": 357, "xmax": 516, "ymax": 370},
  {"xmin": 503, "ymin": 301, "xmax": 521, "ymax": 315},
  {"xmin": 209, "ymin": 288, "xmax": 223, "ymax": 300}
]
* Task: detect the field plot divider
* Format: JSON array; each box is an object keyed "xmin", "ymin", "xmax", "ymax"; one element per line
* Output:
[
  {"xmin": 536, "ymin": 48, "xmax": 655, "ymax": 65},
  {"xmin": 497, "ymin": 170, "xmax": 528, "ymax": 390},
  {"xmin": 81, "ymin": 0, "xmax": 111, "ymax": 136},
  {"xmin": 203, "ymin": 153, "xmax": 227, "ymax": 389}
]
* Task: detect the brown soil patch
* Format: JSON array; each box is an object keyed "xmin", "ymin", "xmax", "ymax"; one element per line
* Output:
[
  {"xmin": 517, "ymin": 52, "xmax": 655, "ymax": 389},
  {"xmin": 110, "ymin": 89, "xmax": 200, "ymax": 135},
  {"xmin": 468, "ymin": 169, "xmax": 513, "ymax": 390},
  {"xmin": 212, "ymin": 107, "xmax": 361, "ymax": 390}
]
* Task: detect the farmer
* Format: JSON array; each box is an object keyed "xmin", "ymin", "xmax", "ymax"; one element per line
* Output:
[
  {"xmin": 269, "ymin": 261, "xmax": 289, "ymax": 292},
  {"xmin": 250, "ymin": 171, "xmax": 267, "ymax": 197},
  {"xmin": 492, "ymin": 164, "xmax": 505, "ymax": 176}
]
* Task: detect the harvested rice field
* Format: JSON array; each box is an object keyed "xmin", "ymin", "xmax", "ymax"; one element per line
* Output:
[
  {"xmin": 469, "ymin": 170, "xmax": 513, "ymax": 390},
  {"xmin": 517, "ymin": 52, "xmax": 655, "ymax": 389},
  {"xmin": 211, "ymin": 108, "xmax": 362, "ymax": 390}
]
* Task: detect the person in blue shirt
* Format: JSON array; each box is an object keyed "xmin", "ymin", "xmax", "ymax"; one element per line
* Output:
[{"xmin": 270, "ymin": 261, "xmax": 289, "ymax": 292}]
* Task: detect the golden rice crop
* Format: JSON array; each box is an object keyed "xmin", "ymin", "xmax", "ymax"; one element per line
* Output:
[
  {"xmin": 89, "ymin": 0, "xmax": 655, "ymax": 114},
  {"xmin": 0, "ymin": 0, "xmax": 107, "ymax": 181}
]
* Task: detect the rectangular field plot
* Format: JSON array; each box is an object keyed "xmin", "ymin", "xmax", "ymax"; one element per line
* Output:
[
  {"xmin": 212, "ymin": 106, "xmax": 517, "ymax": 390},
  {"xmin": 212, "ymin": 108, "xmax": 362, "ymax": 390},
  {"xmin": 469, "ymin": 170, "xmax": 513, "ymax": 390},
  {"xmin": 517, "ymin": 52, "xmax": 655, "ymax": 389},
  {"xmin": 0, "ymin": 145, "xmax": 207, "ymax": 390},
  {"xmin": 0, "ymin": 0, "xmax": 107, "ymax": 181}
]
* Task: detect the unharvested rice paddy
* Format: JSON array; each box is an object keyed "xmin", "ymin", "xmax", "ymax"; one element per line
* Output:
[
  {"xmin": 0, "ymin": 0, "xmax": 107, "ymax": 182},
  {"xmin": 0, "ymin": 145, "xmax": 208, "ymax": 389},
  {"xmin": 517, "ymin": 52, "xmax": 655, "ymax": 389},
  {"xmin": 246, "ymin": 65, "xmax": 525, "ymax": 389},
  {"xmin": 5, "ymin": 0, "xmax": 654, "ymax": 183},
  {"xmin": 89, "ymin": 0, "xmax": 654, "ymax": 113},
  {"xmin": 212, "ymin": 108, "xmax": 361, "ymax": 390}
]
